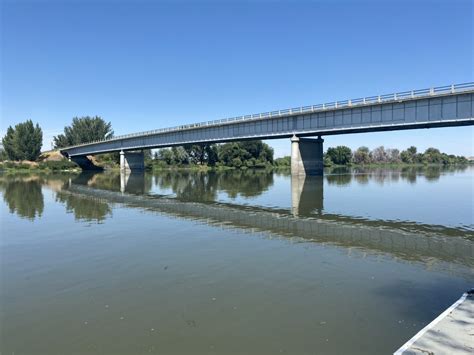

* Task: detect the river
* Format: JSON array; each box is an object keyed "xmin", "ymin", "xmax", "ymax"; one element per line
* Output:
[{"xmin": 0, "ymin": 166, "xmax": 473, "ymax": 354}]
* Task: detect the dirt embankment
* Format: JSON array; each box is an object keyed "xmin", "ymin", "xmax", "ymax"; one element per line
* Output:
[{"xmin": 38, "ymin": 150, "xmax": 67, "ymax": 162}]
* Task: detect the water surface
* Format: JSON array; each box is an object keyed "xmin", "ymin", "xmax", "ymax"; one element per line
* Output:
[{"xmin": 1, "ymin": 166, "xmax": 473, "ymax": 354}]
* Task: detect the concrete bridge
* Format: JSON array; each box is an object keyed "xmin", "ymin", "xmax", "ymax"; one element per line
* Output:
[{"xmin": 60, "ymin": 83, "xmax": 474, "ymax": 175}]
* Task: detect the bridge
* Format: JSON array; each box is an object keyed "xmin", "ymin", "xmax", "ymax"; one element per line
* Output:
[{"xmin": 60, "ymin": 83, "xmax": 474, "ymax": 175}]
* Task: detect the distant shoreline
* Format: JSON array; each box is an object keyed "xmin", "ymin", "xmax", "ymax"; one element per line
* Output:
[{"xmin": 0, "ymin": 160, "xmax": 471, "ymax": 173}]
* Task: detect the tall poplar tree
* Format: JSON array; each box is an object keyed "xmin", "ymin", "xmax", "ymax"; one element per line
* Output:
[
  {"xmin": 54, "ymin": 116, "xmax": 113, "ymax": 148},
  {"xmin": 2, "ymin": 120, "xmax": 43, "ymax": 161}
]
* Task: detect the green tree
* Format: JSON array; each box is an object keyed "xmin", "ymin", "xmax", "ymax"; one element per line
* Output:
[
  {"xmin": 206, "ymin": 145, "xmax": 219, "ymax": 166},
  {"xmin": 323, "ymin": 153, "xmax": 333, "ymax": 167},
  {"xmin": 400, "ymin": 146, "xmax": 417, "ymax": 164},
  {"xmin": 274, "ymin": 156, "xmax": 291, "ymax": 167},
  {"xmin": 157, "ymin": 148, "xmax": 174, "ymax": 164},
  {"xmin": 2, "ymin": 126, "xmax": 16, "ymax": 160},
  {"xmin": 326, "ymin": 146, "xmax": 352, "ymax": 165},
  {"xmin": 352, "ymin": 146, "xmax": 371, "ymax": 165},
  {"xmin": 53, "ymin": 116, "xmax": 113, "ymax": 148},
  {"xmin": 171, "ymin": 146, "xmax": 189, "ymax": 165},
  {"xmin": 2, "ymin": 120, "xmax": 43, "ymax": 161},
  {"xmin": 183, "ymin": 143, "xmax": 218, "ymax": 165},
  {"xmin": 423, "ymin": 148, "xmax": 442, "ymax": 164},
  {"xmin": 217, "ymin": 140, "xmax": 273, "ymax": 168}
]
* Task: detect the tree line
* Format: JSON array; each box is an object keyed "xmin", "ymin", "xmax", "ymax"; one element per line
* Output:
[
  {"xmin": 1, "ymin": 116, "xmax": 113, "ymax": 162},
  {"xmin": 153, "ymin": 140, "xmax": 274, "ymax": 169},
  {"xmin": 323, "ymin": 145, "xmax": 468, "ymax": 166}
]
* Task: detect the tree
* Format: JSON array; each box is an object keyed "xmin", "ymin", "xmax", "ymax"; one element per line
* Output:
[
  {"xmin": 206, "ymin": 145, "xmax": 219, "ymax": 166},
  {"xmin": 326, "ymin": 146, "xmax": 352, "ymax": 165},
  {"xmin": 171, "ymin": 146, "xmax": 189, "ymax": 165},
  {"xmin": 371, "ymin": 146, "xmax": 388, "ymax": 163},
  {"xmin": 217, "ymin": 140, "xmax": 273, "ymax": 168},
  {"xmin": 400, "ymin": 146, "xmax": 417, "ymax": 164},
  {"xmin": 2, "ymin": 120, "xmax": 43, "ymax": 161},
  {"xmin": 352, "ymin": 146, "xmax": 371, "ymax": 165},
  {"xmin": 323, "ymin": 153, "xmax": 333, "ymax": 167},
  {"xmin": 157, "ymin": 148, "xmax": 174, "ymax": 164},
  {"xmin": 53, "ymin": 116, "xmax": 113, "ymax": 148},
  {"xmin": 2, "ymin": 126, "xmax": 16, "ymax": 160},
  {"xmin": 274, "ymin": 156, "xmax": 291, "ymax": 167},
  {"xmin": 423, "ymin": 148, "xmax": 442, "ymax": 164},
  {"xmin": 386, "ymin": 148, "xmax": 401, "ymax": 163},
  {"xmin": 183, "ymin": 143, "xmax": 219, "ymax": 165}
]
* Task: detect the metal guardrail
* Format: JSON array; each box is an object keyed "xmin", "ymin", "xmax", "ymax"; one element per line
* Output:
[{"xmin": 63, "ymin": 82, "xmax": 474, "ymax": 150}]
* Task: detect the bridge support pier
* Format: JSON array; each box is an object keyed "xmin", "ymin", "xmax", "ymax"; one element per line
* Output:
[
  {"xmin": 290, "ymin": 135, "xmax": 324, "ymax": 176},
  {"xmin": 120, "ymin": 150, "xmax": 145, "ymax": 171}
]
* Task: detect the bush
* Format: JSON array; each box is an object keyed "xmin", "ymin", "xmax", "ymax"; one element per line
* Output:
[
  {"xmin": 323, "ymin": 154, "xmax": 333, "ymax": 167},
  {"xmin": 17, "ymin": 163, "xmax": 33, "ymax": 170},
  {"xmin": 39, "ymin": 160, "xmax": 79, "ymax": 171},
  {"xmin": 274, "ymin": 156, "xmax": 291, "ymax": 167}
]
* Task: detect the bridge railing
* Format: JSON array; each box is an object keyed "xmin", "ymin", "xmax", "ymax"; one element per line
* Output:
[{"xmin": 63, "ymin": 82, "xmax": 474, "ymax": 149}]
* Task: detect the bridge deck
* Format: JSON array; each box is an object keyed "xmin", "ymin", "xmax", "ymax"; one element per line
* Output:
[{"xmin": 61, "ymin": 83, "xmax": 474, "ymax": 157}]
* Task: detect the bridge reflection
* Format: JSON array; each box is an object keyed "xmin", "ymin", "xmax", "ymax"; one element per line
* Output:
[
  {"xmin": 1, "ymin": 171, "xmax": 472, "ymax": 275},
  {"xmin": 57, "ymin": 171, "xmax": 474, "ymax": 274}
]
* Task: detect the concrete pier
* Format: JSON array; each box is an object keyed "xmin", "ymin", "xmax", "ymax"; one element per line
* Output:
[
  {"xmin": 291, "ymin": 135, "xmax": 324, "ymax": 176},
  {"xmin": 120, "ymin": 150, "xmax": 145, "ymax": 171}
]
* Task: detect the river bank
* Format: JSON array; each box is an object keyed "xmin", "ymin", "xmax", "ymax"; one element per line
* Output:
[{"xmin": 1, "ymin": 159, "xmax": 471, "ymax": 173}]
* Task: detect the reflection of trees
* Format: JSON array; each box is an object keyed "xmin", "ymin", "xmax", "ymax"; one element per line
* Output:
[
  {"xmin": 73, "ymin": 171, "xmax": 120, "ymax": 191},
  {"xmin": 154, "ymin": 171, "xmax": 219, "ymax": 202},
  {"xmin": 353, "ymin": 173, "xmax": 369, "ymax": 185},
  {"xmin": 325, "ymin": 166, "xmax": 447, "ymax": 186},
  {"xmin": 56, "ymin": 191, "xmax": 111, "ymax": 222},
  {"xmin": 424, "ymin": 166, "xmax": 442, "ymax": 182},
  {"xmin": 72, "ymin": 171, "xmax": 153, "ymax": 194},
  {"xmin": 152, "ymin": 169, "xmax": 274, "ymax": 201},
  {"xmin": 217, "ymin": 170, "xmax": 274, "ymax": 198},
  {"xmin": 326, "ymin": 173, "xmax": 352, "ymax": 186},
  {"xmin": 2, "ymin": 178, "xmax": 44, "ymax": 220},
  {"xmin": 400, "ymin": 167, "xmax": 419, "ymax": 184}
]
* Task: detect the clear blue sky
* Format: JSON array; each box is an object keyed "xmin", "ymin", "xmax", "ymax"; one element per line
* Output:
[{"xmin": 1, "ymin": 0, "xmax": 473, "ymax": 157}]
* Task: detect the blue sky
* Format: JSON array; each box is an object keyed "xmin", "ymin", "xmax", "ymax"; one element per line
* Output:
[{"xmin": 1, "ymin": 0, "xmax": 473, "ymax": 157}]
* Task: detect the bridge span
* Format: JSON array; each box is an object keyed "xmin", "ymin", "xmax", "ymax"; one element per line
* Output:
[{"xmin": 60, "ymin": 83, "xmax": 474, "ymax": 175}]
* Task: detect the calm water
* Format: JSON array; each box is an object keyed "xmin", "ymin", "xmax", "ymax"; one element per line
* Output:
[{"xmin": 0, "ymin": 166, "xmax": 473, "ymax": 354}]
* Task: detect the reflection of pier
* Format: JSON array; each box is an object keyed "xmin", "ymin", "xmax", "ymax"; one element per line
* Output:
[
  {"xmin": 119, "ymin": 171, "xmax": 324, "ymax": 216},
  {"xmin": 63, "ymin": 178, "xmax": 474, "ymax": 273},
  {"xmin": 120, "ymin": 171, "xmax": 146, "ymax": 194},
  {"xmin": 291, "ymin": 175, "xmax": 323, "ymax": 216}
]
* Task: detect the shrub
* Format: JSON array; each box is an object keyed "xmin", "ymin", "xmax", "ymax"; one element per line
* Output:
[{"xmin": 40, "ymin": 160, "xmax": 79, "ymax": 171}]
